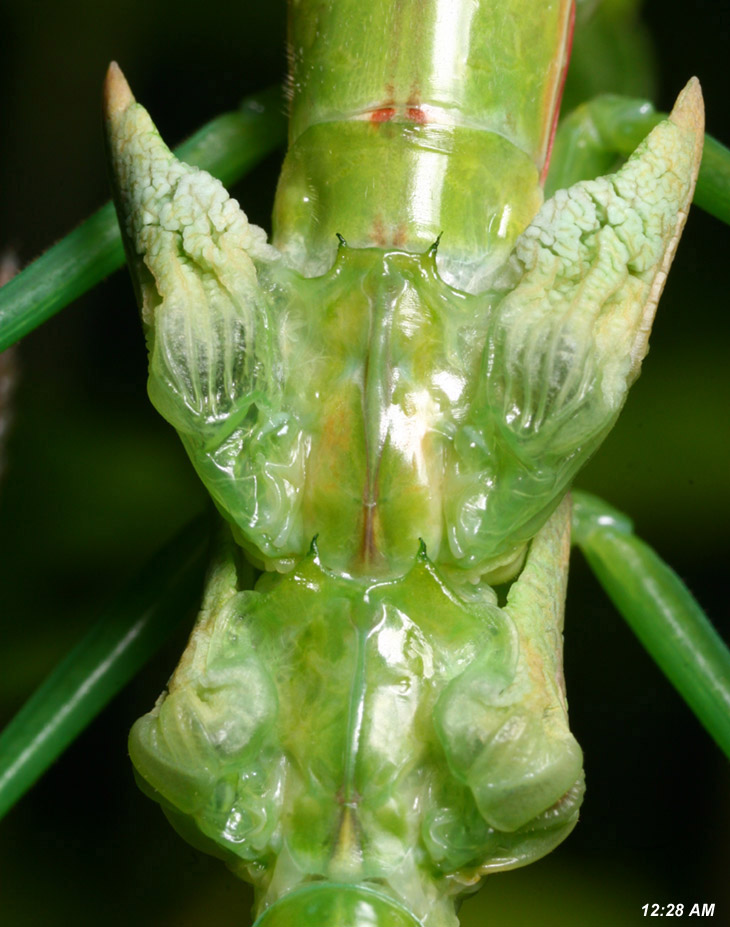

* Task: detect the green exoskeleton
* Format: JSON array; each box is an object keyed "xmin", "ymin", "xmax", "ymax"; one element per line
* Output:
[{"xmin": 99, "ymin": 1, "xmax": 711, "ymax": 924}]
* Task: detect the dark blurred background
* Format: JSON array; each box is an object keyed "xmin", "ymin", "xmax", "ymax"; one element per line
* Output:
[{"xmin": 0, "ymin": 1, "xmax": 728, "ymax": 924}]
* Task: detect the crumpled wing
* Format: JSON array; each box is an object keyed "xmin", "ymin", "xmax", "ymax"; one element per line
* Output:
[
  {"xmin": 446, "ymin": 79, "xmax": 704, "ymax": 577},
  {"xmin": 104, "ymin": 65, "xmax": 310, "ymax": 568}
]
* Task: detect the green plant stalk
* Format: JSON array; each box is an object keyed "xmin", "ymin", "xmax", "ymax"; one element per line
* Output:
[
  {"xmin": 0, "ymin": 85, "xmax": 286, "ymax": 354},
  {"xmin": 572, "ymin": 491, "xmax": 730, "ymax": 761},
  {"xmin": 0, "ymin": 518, "xmax": 211, "ymax": 820}
]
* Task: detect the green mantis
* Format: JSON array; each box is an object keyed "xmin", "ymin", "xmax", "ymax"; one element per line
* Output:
[{"xmin": 0, "ymin": 1, "xmax": 724, "ymax": 927}]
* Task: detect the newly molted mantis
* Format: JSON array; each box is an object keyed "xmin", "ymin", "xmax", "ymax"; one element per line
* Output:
[{"xmin": 0, "ymin": 1, "xmax": 729, "ymax": 924}]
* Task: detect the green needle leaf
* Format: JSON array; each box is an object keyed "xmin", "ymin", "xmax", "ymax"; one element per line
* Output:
[
  {"xmin": 572, "ymin": 491, "xmax": 730, "ymax": 761},
  {"xmin": 693, "ymin": 133, "xmax": 730, "ymax": 226},
  {"xmin": 0, "ymin": 85, "xmax": 286, "ymax": 354},
  {"xmin": 0, "ymin": 517, "xmax": 211, "ymax": 820}
]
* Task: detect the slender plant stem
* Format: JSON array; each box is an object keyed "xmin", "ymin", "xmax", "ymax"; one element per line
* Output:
[
  {"xmin": 572, "ymin": 491, "xmax": 730, "ymax": 761},
  {"xmin": 0, "ymin": 517, "xmax": 211, "ymax": 820}
]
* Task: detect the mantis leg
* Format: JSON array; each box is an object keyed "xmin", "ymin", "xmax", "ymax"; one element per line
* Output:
[
  {"xmin": 571, "ymin": 490, "xmax": 730, "ymax": 761},
  {"xmin": 432, "ymin": 498, "xmax": 584, "ymax": 869},
  {"xmin": 0, "ymin": 86, "xmax": 286, "ymax": 353}
]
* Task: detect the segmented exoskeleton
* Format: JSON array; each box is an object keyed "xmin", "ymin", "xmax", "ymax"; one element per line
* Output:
[{"xmin": 102, "ymin": 1, "xmax": 705, "ymax": 925}]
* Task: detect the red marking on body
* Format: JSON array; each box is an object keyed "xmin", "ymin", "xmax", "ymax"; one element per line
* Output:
[
  {"xmin": 540, "ymin": 0, "xmax": 576, "ymax": 186},
  {"xmin": 406, "ymin": 107, "xmax": 426, "ymax": 124},
  {"xmin": 371, "ymin": 107, "xmax": 396, "ymax": 123},
  {"xmin": 335, "ymin": 786, "xmax": 362, "ymax": 807},
  {"xmin": 372, "ymin": 216, "xmax": 387, "ymax": 247}
]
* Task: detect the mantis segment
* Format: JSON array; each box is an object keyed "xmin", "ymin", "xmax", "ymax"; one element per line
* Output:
[{"xmin": 0, "ymin": 1, "xmax": 724, "ymax": 927}]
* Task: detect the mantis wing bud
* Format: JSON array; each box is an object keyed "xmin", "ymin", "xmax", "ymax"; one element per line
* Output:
[{"xmin": 446, "ymin": 79, "xmax": 704, "ymax": 578}]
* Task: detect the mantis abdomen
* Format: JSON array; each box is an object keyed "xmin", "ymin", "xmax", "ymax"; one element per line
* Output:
[{"xmin": 276, "ymin": 0, "xmax": 573, "ymax": 283}]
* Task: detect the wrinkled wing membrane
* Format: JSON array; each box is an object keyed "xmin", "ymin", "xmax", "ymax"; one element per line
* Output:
[
  {"xmin": 446, "ymin": 80, "xmax": 704, "ymax": 574},
  {"xmin": 105, "ymin": 66, "xmax": 308, "ymax": 567}
]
